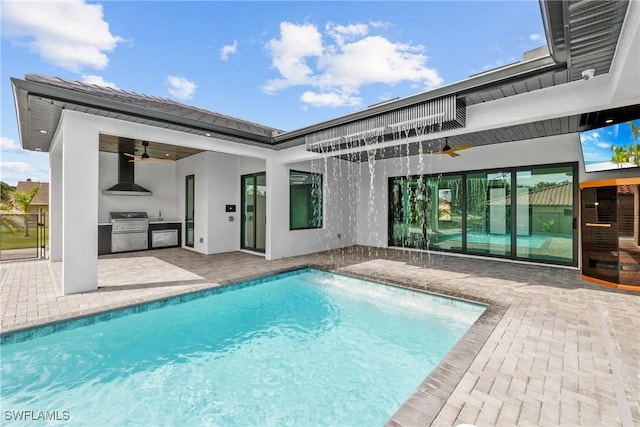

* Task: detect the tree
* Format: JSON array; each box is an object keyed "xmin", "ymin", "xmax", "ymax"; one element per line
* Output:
[
  {"xmin": 0, "ymin": 186, "xmax": 40, "ymax": 236},
  {"xmin": 627, "ymin": 120, "xmax": 640, "ymax": 166},
  {"xmin": 611, "ymin": 145, "xmax": 627, "ymax": 168}
]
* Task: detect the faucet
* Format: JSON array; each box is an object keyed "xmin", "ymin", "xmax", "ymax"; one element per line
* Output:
[{"xmin": 158, "ymin": 210, "xmax": 163, "ymax": 220}]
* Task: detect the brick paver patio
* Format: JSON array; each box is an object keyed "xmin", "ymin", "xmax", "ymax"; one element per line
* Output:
[{"xmin": 1, "ymin": 246, "xmax": 638, "ymax": 426}]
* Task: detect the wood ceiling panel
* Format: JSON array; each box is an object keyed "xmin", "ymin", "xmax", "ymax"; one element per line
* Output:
[{"xmin": 98, "ymin": 134, "xmax": 204, "ymax": 161}]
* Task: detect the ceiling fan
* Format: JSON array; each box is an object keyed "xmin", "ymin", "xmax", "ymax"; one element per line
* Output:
[
  {"xmin": 124, "ymin": 141, "xmax": 174, "ymax": 162},
  {"xmin": 423, "ymin": 138, "xmax": 472, "ymax": 157}
]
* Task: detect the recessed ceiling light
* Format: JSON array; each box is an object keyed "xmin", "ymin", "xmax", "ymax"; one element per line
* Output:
[
  {"xmin": 34, "ymin": 147, "xmax": 42, "ymax": 152},
  {"xmin": 39, "ymin": 130, "xmax": 48, "ymax": 134},
  {"xmin": 205, "ymin": 133, "xmax": 211, "ymax": 137},
  {"xmin": 165, "ymin": 153, "xmax": 170, "ymax": 157},
  {"xmin": 604, "ymin": 119, "xmax": 614, "ymax": 124}
]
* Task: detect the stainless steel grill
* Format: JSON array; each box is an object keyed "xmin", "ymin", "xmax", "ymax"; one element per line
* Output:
[{"xmin": 109, "ymin": 212, "xmax": 148, "ymax": 252}]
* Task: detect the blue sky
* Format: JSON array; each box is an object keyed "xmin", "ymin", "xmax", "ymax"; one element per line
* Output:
[{"xmin": 1, "ymin": 0, "xmax": 545, "ymax": 186}]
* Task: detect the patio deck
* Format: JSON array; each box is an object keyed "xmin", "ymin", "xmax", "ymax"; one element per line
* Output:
[{"xmin": 1, "ymin": 246, "xmax": 639, "ymax": 426}]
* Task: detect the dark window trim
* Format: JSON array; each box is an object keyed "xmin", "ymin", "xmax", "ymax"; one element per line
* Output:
[{"xmin": 289, "ymin": 169, "xmax": 323, "ymax": 231}]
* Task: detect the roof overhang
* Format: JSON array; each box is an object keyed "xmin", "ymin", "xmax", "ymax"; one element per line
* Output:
[{"xmin": 11, "ymin": 76, "xmax": 277, "ymax": 153}]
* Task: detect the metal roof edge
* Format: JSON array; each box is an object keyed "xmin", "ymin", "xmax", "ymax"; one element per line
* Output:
[
  {"xmin": 11, "ymin": 76, "xmax": 274, "ymax": 146},
  {"xmin": 272, "ymin": 55, "xmax": 561, "ymax": 144},
  {"xmin": 10, "ymin": 77, "xmax": 29, "ymax": 149}
]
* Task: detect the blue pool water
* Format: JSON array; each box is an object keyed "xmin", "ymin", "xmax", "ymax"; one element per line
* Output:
[
  {"xmin": 1, "ymin": 269, "xmax": 485, "ymax": 426},
  {"xmin": 444, "ymin": 231, "xmax": 554, "ymax": 249}
]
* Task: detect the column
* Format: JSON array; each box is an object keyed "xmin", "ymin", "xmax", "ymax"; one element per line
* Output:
[{"xmin": 61, "ymin": 112, "xmax": 99, "ymax": 294}]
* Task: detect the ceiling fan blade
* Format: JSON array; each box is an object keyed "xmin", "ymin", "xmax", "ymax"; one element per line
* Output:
[
  {"xmin": 123, "ymin": 153, "xmax": 138, "ymax": 158},
  {"xmin": 129, "ymin": 156, "xmax": 174, "ymax": 163},
  {"xmin": 146, "ymin": 157, "xmax": 175, "ymax": 162},
  {"xmin": 451, "ymin": 144, "xmax": 473, "ymax": 152},
  {"xmin": 446, "ymin": 151, "xmax": 460, "ymax": 157}
]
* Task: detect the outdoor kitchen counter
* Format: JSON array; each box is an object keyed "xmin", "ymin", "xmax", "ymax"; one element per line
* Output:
[{"xmin": 148, "ymin": 218, "xmax": 182, "ymax": 224}]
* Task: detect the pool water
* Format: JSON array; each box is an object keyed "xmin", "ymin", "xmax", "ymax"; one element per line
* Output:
[
  {"xmin": 444, "ymin": 231, "xmax": 554, "ymax": 249},
  {"xmin": 1, "ymin": 269, "xmax": 485, "ymax": 426}
]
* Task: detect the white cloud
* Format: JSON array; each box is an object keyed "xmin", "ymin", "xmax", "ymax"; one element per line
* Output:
[
  {"xmin": 300, "ymin": 91, "xmax": 361, "ymax": 108},
  {"xmin": 1, "ymin": 0, "xmax": 123, "ymax": 72},
  {"xmin": 263, "ymin": 22, "xmax": 323, "ymax": 93},
  {"xmin": 0, "ymin": 160, "xmax": 48, "ymax": 184},
  {"xmin": 264, "ymin": 21, "xmax": 442, "ymax": 108},
  {"xmin": 1, "ymin": 136, "xmax": 21, "ymax": 152},
  {"xmin": 593, "ymin": 140, "xmax": 611, "ymax": 149},
  {"xmin": 326, "ymin": 22, "xmax": 368, "ymax": 46},
  {"xmin": 529, "ymin": 33, "xmax": 543, "ymax": 42},
  {"xmin": 167, "ymin": 75, "xmax": 197, "ymax": 100},
  {"xmin": 220, "ymin": 40, "xmax": 238, "ymax": 61},
  {"xmin": 81, "ymin": 74, "xmax": 118, "ymax": 88}
]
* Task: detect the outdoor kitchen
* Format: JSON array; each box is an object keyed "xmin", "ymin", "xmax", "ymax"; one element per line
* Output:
[{"xmin": 98, "ymin": 140, "xmax": 183, "ymax": 255}]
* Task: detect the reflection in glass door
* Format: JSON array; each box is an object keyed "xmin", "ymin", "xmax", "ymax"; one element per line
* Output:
[
  {"xmin": 241, "ymin": 173, "xmax": 266, "ymax": 252},
  {"xmin": 515, "ymin": 166, "xmax": 575, "ymax": 264},
  {"xmin": 466, "ymin": 171, "xmax": 512, "ymax": 256},
  {"xmin": 185, "ymin": 174, "xmax": 195, "ymax": 248}
]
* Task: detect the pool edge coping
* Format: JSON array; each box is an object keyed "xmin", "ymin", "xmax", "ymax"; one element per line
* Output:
[{"xmin": 324, "ymin": 267, "xmax": 507, "ymax": 427}]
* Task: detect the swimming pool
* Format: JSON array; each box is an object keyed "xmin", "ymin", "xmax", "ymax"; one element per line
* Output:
[{"xmin": 1, "ymin": 268, "xmax": 485, "ymax": 426}]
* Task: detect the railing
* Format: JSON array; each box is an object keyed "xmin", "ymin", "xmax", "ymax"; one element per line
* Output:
[{"xmin": 0, "ymin": 209, "xmax": 47, "ymax": 261}]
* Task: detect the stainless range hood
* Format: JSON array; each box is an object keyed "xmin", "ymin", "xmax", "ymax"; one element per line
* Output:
[{"xmin": 102, "ymin": 152, "xmax": 152, "ymax": 196}]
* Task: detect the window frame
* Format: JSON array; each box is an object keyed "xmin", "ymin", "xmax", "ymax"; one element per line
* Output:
[{"xmin": 289, "ymin": 169, "xmax": 324, "ymax": 230}]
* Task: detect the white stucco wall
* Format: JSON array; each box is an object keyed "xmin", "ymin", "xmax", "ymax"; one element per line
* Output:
[
  {"xmin": 266, "ymin": 156, "xmax": 357, "ymax": 259},
  {"xmin": 59, "ymin": 111, "xmax": 99, "ymax": 294},
  {"xmin": 205, "ymin": 152, "xmax": 241, "ymax": 254}
]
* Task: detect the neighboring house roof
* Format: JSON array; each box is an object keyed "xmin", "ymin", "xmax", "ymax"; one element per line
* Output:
[
  {"xmin": 488, "ymin": 182, "xmax": 573, "ymax": 206},
  {"xmin": 619, "ymin": 184, "xmax": 636, "ymax": 195},
  {"xmin": 15, "ymin": 181, "xmax": 49, "ymax": 206}
]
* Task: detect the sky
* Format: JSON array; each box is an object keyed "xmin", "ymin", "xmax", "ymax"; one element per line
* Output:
[{"xmin": 0, "ymin": 0, "xmax": 546, "ymax": 186}]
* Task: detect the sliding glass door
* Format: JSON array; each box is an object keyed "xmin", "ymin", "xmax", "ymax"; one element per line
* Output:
[
  {"xmin": 241, "ymin": 173, "xmax": 266, "ymax": 252},
  {"xmin": 388, "ymin": 163, "xmax": 577, "ymax": 266}
]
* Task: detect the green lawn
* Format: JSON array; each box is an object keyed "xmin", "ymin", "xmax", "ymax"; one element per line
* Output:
[{"xmin": 0, "ymin": 226, "xmax": 49, "ymax": 250}]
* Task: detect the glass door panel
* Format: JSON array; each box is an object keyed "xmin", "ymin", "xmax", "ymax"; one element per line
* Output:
[
  {"xmin": 466, "ymin": 171, "xmax": 511, "ymax": 256},
  {"xmin": 515, "ymin": 166, "xmax": 575, "ymax": 264},
  {"xmin": 185, "ymin": 174, "xmax": 195, "ymax": 248},
  {"xmin": 388, "ymin": 177, "xmax": 427, "ymax": 249},
  {"xmin": 428, "ymin": 175, "xmax": 463, "ymax": 252},
  {"xmin": 241, "ymin": 173, "xmax": 266, "ymax": 252},
  {"xmin": 255, "ymin": 174, "xmax": 266, "ymax": 251}
]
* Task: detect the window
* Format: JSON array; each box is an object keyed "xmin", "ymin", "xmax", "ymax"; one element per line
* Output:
[{"xmin": 290, "ymin": 170, "xmax": 323, "ymax": 230}]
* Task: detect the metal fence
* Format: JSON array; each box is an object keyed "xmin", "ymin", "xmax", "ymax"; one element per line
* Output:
[{"xmin": 0, "ymin": 210, "xmax": 47, "ymax": 261}]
